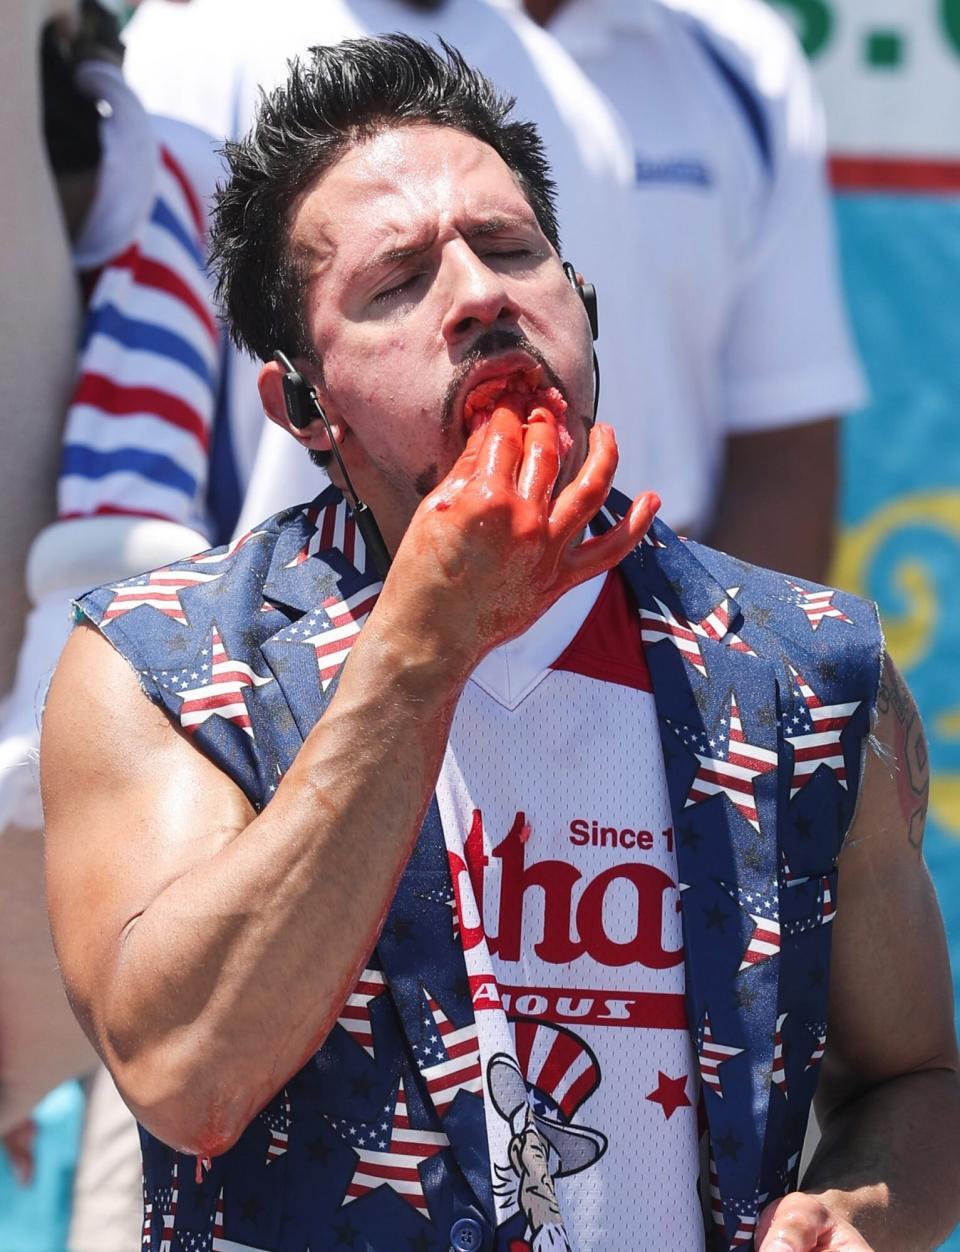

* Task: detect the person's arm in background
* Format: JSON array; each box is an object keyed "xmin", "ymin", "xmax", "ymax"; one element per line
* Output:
[
  {"xmin": 702, "ymin": 0, "xmax": 864, "ymax": 584},
  {"xmin": 707, "ymin": 417, "xmax": 838, "ymax": 582}
]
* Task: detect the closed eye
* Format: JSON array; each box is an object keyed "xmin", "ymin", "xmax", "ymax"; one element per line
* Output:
[{"xmin": 372, "ymin": 272, "xmax": 425, "ymax": 304}]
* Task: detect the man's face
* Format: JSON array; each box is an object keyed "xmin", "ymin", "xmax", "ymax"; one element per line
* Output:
[{"xmin": 286, "ymin": 123, "xmax": 594, "ymax": 536}]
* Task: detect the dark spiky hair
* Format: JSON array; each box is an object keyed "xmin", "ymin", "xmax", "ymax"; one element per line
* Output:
[{"xmin": 209, "ymin": 33, "xmax": 560, "ymax": 364}]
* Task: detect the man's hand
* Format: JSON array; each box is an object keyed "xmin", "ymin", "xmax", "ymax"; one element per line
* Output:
[
  {"xmin": 384, "ymin": 401, "xmax": 658, "ymax": 671},
  {"xmin": 757, "ymin": 1193, "xmax": 874, "ymax": 1250}
]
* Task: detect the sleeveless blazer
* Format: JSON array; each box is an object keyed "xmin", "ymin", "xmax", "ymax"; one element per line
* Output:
[{"xmin": 76, "ymin": 486, "xmax": 882, "ymax": 1251}]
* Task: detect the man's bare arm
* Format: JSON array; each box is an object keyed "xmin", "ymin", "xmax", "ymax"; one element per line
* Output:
[
  {"xmin": 706, "ymin": 418, "xmax": 838, "ymax": 583},
  {"xmin": 757, "ymin": 655, "xmax": 960, "ymax": 1251},
  {"xmin": 43, "ymin": 408, "xmax": 657, "ymax": 1158}
]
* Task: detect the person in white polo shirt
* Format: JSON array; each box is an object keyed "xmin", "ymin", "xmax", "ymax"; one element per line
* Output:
[{"xmin": 517, "ymin": 0, "xmax": 865, "ymax": 580}]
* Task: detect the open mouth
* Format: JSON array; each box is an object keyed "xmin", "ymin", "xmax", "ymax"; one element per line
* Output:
[{"xmin": 463, "ymin": 365, "xmax": 572, "ymax": 455}]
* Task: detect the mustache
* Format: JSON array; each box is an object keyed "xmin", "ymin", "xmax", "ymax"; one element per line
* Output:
[{"xmin": 439, "ymin": 330, "xmax": 566, "ymax": 433}]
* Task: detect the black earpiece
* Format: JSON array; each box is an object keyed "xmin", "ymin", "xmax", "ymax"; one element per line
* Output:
[
  {"xmin": 274, "ymin": 350, "xmax": 321, "ymax": 430},
  {"xmin": 561, "ymin": 262, "xmax": 601, "ymax": 422},
  {"xmin": 562, "ymin": 261, "xmax": 599, "ymax": 342},
  {"xmin": 271, "ymin": 350, "xmax": 392, "ymax": 579}
]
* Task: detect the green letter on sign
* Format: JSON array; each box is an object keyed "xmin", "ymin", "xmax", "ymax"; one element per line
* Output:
[
  {"xmin": 767, "ymin": 0, "xmax": 833, "ymax": 59},
  {"xmin": 942, "ymin": 0, "xmax": 960, "ymax": 56}
]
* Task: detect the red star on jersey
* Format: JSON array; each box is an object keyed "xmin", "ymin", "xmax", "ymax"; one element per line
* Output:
[{"xmin": 645, "ymin": 1071, "xmax": 691, "ymax": 1119}]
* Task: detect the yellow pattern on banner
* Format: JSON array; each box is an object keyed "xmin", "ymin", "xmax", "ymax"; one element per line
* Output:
[{"xmin": 832, "ymin": 491, "xmax": 960, "ymax": 838}]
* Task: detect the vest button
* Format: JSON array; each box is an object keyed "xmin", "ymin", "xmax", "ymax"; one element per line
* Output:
[{"xmin": 449, "ymin": 1216, "xmax": 485, "ymax": 1250}]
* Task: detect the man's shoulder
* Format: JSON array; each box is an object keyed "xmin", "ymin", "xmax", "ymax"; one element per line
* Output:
[
  {"xmin": 679, "ymin": 532, "xmax": 879, "ymax": 648},
  {"xmin": 73, "ymin": 499, "xmax": 318, "ymax": 652},
  {"xmin": 604, "ymin": 492, "xmax": 881, "ymax": 693}
]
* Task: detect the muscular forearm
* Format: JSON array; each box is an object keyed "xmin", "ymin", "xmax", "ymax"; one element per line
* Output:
[
  {"xmin": 801, "ymin": 1068, "xmax": 960, "ymax": 1250},
  {"xmin": 104, "ymin": 613, "xmax": 470, "ymax": 1156}
]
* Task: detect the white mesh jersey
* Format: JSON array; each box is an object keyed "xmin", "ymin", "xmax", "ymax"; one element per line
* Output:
[{"xmin": 436, "ymin": 571, "xmax": 704, "ymax": 1251}]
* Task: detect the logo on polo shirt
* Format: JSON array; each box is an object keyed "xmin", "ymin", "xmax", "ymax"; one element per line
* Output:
[{"xmin": 634, "ymin": 154, "xmax": 713, "ymax": 187}]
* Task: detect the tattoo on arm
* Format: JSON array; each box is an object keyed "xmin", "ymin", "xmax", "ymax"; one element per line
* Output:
[{"xmin": 876, "ymin": 655, "xmax": 929, "ymax": 850}]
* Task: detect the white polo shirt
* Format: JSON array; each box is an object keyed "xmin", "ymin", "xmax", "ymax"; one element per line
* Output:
[
  {"xmin": 122, "ymin": 0, "xmax": 648, "ymax": 533},
  {"xmin": 496, "ymin": 0, "xmax": 867, "ymax": 534}
]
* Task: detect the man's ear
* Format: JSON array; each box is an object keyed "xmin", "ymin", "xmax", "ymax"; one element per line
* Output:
[{"xmin": 258, "ymin": 358, "xmax": 343, "ymax": 453}]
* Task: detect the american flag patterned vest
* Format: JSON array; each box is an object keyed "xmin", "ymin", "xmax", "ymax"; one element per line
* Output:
[{"xmin": 76, "ymin": 485, "xmax": 881, "ymax": 1252}]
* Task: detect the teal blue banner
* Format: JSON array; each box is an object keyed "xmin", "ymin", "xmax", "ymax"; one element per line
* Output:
[{"xmin": 833, "ymin": 194, "xmax": 960, "ymax": 1252}]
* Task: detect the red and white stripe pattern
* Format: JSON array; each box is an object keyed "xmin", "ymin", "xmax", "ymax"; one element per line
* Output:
[
  {"xmin": 261, "ymin": 1088, "xmax": 292, "ymax": 1164},
  {"xmin": 103, "ymin": 567, "xmax": 221, "ymax": 625},
  {"xmin": 142, "ymin": 1179, "xmax": 152, "ymax": 1246},
  {"xmin": 286, "ymin": 500, "xmax": 367, "ymax": 570},
  {"xmin": 780, "ymin": 851, "xmax": 811, "ymax": 888},
  {"xmin": 190, "ymin": 529, "xmax": 266, "ymax": 565},
  {"xmin": 329, "ymin": 1077, "xmax": 447, "ymax": 1217},
  {"xmin": 708, "ymin": 1153, "xmax": 725, "ymax": 1230},
  {"xmin": 698, "ymin": 1012, "xmax": 744, "ymax": 1099},
  {"xmin": 165, "ymin": 626, "xmax": 273, "ymax": 737},
  {"xmin": 729, "ymin": 1210, "xmax": 758, "ymax": 1248},
  {"xmin": 211, "ymin": 1186, "xmax": 270, "ymax": 1251},
  {"xmin": 819, "ymin": 875, "xmax": 837, "ymax": 925},
  {"xmin": 771, "ymin": 1013, "xmax": 788, "ymax": 1097},
  {"xmin": 59, "ymin": 145, "xmax": 218, "ymax": 527},
  {"xmin": 805, "ymin": 1023, "xmax": 828, "ymax": 1072},
  {"xmin": 513, "ymin": 1019, "xmax": 601, "ymax": 1121},
  {"xmin": 640, "ymin": 596, "xmax": 707, "ymax": 675},
  {"xmin": 695, "ymin": 596, "xmax": 756, "ymax": 658},
  {"xmin": 336, "ymin": 966, "xmax": 387, "ymax": 1058},
  {"xmin": 785, "ymin": 667, "xmax": 860, "ymax": 798},
  {"xmin": 158, "ymin": 1160, "xmax": 178, "ymax": 1252},
  {"xmin": 416, "ymin": 991, "xmax": 482, "ymax": 1115},
  {"xmin": 641, "ymin": 593, "xmax": 756, "ymax": 677},
  {"xmin": 724, "ymin": 885, "xmax": 782, "ymax": 972},
  {"xmin": 740, "ymin": 911, "xmax": 781, "ymax": 971},
  {"xmin": 674, "ymin": 693, "xmax": 777, "ymax": 833},
  {"xmin": 786, "ymin": 580, "xmax": 853, "ymax": 632},
  {"xmin": 303, "ymin": 582, "xmax": 382, "ymax": 691}
]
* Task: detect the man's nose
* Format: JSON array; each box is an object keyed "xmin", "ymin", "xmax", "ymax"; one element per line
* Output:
[{"xmin": 440, "ymin": 247, "xmax": 521, "ymax": 346}]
